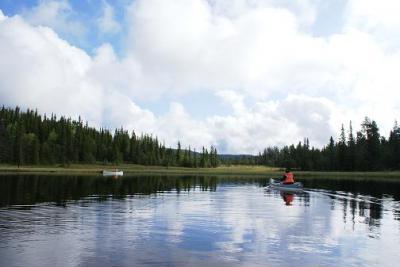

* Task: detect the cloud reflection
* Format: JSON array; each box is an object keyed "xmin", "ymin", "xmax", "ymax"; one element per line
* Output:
[{"xmin": 0, "ymin": 175, "xmax": 400, "ymax": 266}]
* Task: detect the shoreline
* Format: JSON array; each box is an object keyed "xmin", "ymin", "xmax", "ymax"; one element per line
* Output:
[
  {"xmin": 0, "ymin": 164, "xmax": 280, "ymax": 176},
  {"xmin": 1, "ymin": 164, "xmax": 400, "ymax": 179}
]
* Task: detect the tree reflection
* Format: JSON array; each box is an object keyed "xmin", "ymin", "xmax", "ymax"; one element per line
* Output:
[
  {"xmin": 0, "ymin": 175, "xmax": 276, "ymax": 207},
  {"xmin": 368, "ymin": 201, "xmax": 382, "ymax": 227},
  {"xmin": 0, "ymin": 175, "xmax": 221, "ymax": 207},
  {"xmin": 1, "ymin": 175, "xmax": 399, "ymax": 232},
  {"xmin": 300, "ymin": 178, "xmax": 400, "ymax": 200},
  {"xmin": 302, "ymin": 177, "xmax": 400, "ymax": 229}
]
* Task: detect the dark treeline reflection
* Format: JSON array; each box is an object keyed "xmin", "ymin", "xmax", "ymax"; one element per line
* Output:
[
  {"xmin": 2, "ymin": 175, "xmax": 399, "ymax": 227},
  {"xmin": 299, "ymin": 178, "xmax": 400, "ymax": 200},
  {"xmin": 0, "ymin": 175, "xmax": 235, "ymax": 207},
  {"xmin": 0, "ymin": 175, "xmax": 272, "ymax": 207},
  {"xmin": 339, "ymin": 194, "xmax": 384, "ymax": 228},
  {"xmin": 300, "ymin": 178, "xmax": 400, "ymax": 227}
]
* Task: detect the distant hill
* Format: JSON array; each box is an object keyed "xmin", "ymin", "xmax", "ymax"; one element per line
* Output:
[
  {"xmin": 218, "ymin": 154, "xmax": 255, "ymax": 160},
  {"xmin": 218, "ymin": 154, "xmax": 257, "ymax": 165}
]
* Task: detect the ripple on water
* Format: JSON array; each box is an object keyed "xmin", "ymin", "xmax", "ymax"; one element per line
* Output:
[{"xmin": 0, "ymin": 176, "xmax": 400, "ymax": 267}]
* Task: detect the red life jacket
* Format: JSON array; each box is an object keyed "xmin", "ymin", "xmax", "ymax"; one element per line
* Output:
[{"xmin": 283, "ymin": 172, "xmax": 294, "ymax": 184}]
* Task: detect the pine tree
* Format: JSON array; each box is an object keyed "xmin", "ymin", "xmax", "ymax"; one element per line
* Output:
[
  {"xmin": 327, "ymin": 136, "xmax": 336, "ymax": 170},
  {"xmin": 32, "ymin": 135, "xmax": 40, "ymax": 165},
  {"xmin": 0, "ymin": 118, "xmax": 10, "ymax": 163},
  {"xmin": 361, "ymin": 118, "xmax": 381, "ymax": 170},
  {"xmin": 337, "ymin": 124, "xmax": 347, "ymax": 170},
  {"xmin": 346, "ymin": 121, "xmax": 356, "ymax": 171},
  {"xmin": 176, "ymin": 141, "xmax": 181, "ymax": 166},
  {"xmin": 388, "ymin": 121, "xmax": 400, "ymax": 169},
  {"xmin": 193, "ymin": 148, "xmax": 198, "ymax": 168},
  {"xmin": 200, "ymin": 147, "xmax": 206, "ymax": 167}
]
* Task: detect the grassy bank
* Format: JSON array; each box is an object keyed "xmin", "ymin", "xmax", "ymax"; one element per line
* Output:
[
  {"xmin": 0, "ymin": 164, "xmax": 281, "ymax": 176},
  {"xmin": 1, "ymin": 164, "xmax": 400, "ymax": 179}
]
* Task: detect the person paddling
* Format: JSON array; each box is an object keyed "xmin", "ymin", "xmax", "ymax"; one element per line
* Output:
[{"xmin": 281, "ymin": 168, "xmax": 295, "ymax": 184}]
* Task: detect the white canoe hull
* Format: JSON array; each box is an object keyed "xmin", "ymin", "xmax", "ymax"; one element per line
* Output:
[
  {"xmin": 269, "ymin": 178, "xmax": 303, "ymax": 191},
  {"xmin": 102, "ymin": 170, "xmax": 124, "ymax": 176}
]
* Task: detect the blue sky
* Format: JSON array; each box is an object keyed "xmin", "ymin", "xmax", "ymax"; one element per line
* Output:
[
  {"xmin": 1, "ymin": 0, "xmax": 400, "ymax": 153},
  {"xmin": 0, "ymin": 0, "xmax": 127, "ymax": 53}
]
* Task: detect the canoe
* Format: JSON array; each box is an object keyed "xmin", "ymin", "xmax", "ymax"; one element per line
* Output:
[
  {"xmin": 102, "ymin": 170, "xmax": 124, "ymax": 176},
  {"xmin": 269, "ymin": 178, "xmax": 303, "ymax": 191}
]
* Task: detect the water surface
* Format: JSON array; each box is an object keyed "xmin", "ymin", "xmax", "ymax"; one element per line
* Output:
[{"xmin": 0, "ymin": 175, "xmax": 399, "ymax": 267}]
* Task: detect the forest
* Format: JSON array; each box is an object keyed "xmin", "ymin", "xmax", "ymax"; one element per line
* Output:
[
  {"xmin": 0, "ymin": 107, "xmax": 219, "ymax": 168},
  {"xmin": 1, "ymin": 106, "xmax": 399, "ymax": 171},
  {"xmin": 222, "ymin": 118, "xmax": 400, "ymax": 171}
]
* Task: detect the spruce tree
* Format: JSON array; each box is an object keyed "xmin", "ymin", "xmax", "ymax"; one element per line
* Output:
[
  {"xmin": 346, "ymin": 121, "xmax": 356, "ymax": 171},
  {"xmin": 337, "ymin": 124, "xmax": 347, "ymax": 170},
  {"xmin": 176, "ymin": 141, "xmax": 181, "ymax": 166},
  {"xmin": 327, "ymin": 136, "xmax": 336, "ymax": 170},
  {"xmin": 388, "ymin": 121, "xmax": 400, "ymax": 169},
  {"xmin": 0, "ymin": 118, "xmax": 10, "ymax": 163}
]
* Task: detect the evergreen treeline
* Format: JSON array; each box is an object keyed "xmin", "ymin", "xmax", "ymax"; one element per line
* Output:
[
  {"xmin": 0, "ymin": 106, "xmax": 219, "ymax": 167},
  {"xmin": 256, "ymin": 117, "xmax": 400, "ymax": 171},
  {"xmin": 219, "ymin": 154, "xmax": 257, "ymax": 166}
]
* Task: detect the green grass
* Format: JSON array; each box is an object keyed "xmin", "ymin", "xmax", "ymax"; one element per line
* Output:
[
  {"xmin": 0, "ymin": 164, "xmax": 281, "ymax": 176},
  {"xmin": 1, "ymin": 164, "xmax": 400, "ymax": 179},
  {"xmin": 294, "ymin": 171, "xmax": 400, "ymax": 180}
]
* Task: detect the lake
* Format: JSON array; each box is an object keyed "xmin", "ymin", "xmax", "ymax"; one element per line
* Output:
[{"xmin": 0, "ymin": 175, "xmax": 400, "ymax": 267}]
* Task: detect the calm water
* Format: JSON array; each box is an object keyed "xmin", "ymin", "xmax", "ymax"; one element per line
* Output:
[{"xmin": 1, "ymin": 175, "xmax": 400, "ymax": 267}]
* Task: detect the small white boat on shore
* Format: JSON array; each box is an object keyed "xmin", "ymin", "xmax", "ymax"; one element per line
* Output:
[{"xmin": 102, "ymin": 170, "xmax": 124, "ymax": 176}]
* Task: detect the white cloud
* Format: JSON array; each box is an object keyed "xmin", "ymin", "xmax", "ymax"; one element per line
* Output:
[
  {"xmin": 0, "ymin": 11, "xmax": 213, "ymax": 151},
  {"xmin": 97, "ymin": 1, "xmax": 121, "ymax": 34},
  {"xmin": 21, "ymin": 0, "xmax": 85, "ymax": 38},
  {"xmin": 124, "ymin": 0, "xmax": 338, "ymax": 100},
  {"xmin": 216, "ymin": 90, "xmax": 246, "ymax": 115},
  {"xmin": 207, "ymin": 92, "xmax": 338, "ymax": 153},
  {"xmin": 1, "ymin": 0, "xmax": 400, "ymax": 153},
  {"xmin": 0, "ymin": 13, "xmax": 143, "ymax": 130},
  {"xmin": 0, "ymin": 15, "xmax": 92, "ymax": 117},
  {"xmin": 208, "ymin": 0, "xmax": 318, "ymax": 27},
  {"xmin": 124, "ymin": 0, "xmax": 400, "ymax": 138},
  {"xmin": 155, "ymin": 103, "xmax": 215, "ymax": 149},
  {"xmin": 345, "ymin": 0, "xmax": 400, "ymax": 49},
  {"xmin": 0, "ymin": 9, "xmax": 5, "ymax": 21}
]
